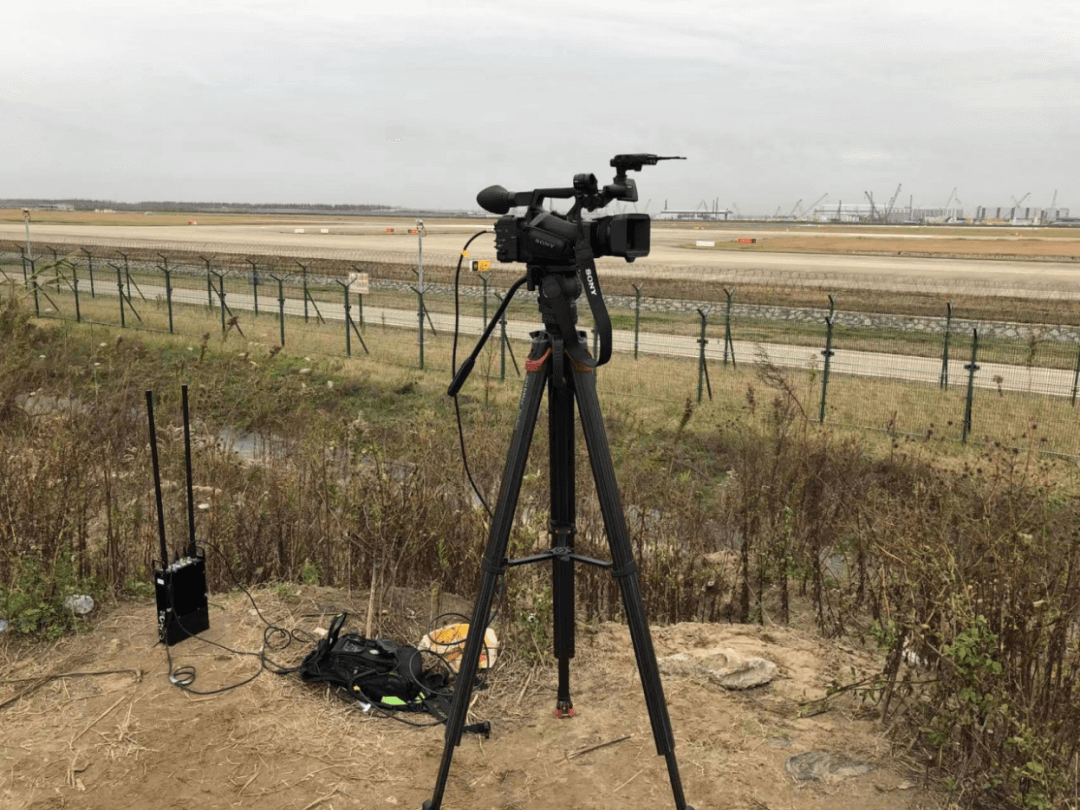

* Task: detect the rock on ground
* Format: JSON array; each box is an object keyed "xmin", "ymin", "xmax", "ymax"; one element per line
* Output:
[{"xmin": 658, "ymin": 647, "xmax": 778, "ymax": 689}]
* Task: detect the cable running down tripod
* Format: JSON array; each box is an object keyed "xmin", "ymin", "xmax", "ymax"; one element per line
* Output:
[{"xmin": 426, "ymin": 155, "xmax": 694, "ymax": 810}]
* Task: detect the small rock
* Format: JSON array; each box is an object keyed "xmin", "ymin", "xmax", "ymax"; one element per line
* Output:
[
  {"xmin": 326, "ymin": 380, "xmax": 334, "ymax": 389},
  {"xmin": 0, "ymin": 619, "xmax": 8, "ymax": 633},
  {"xmin": 897, "ymin": 780, "xmax": 915, "ymax": 790},
  {"xmin": 63, "ymin": 595, "xmax": 95, "ymax": 615},
  {"xmin": 658, "ymin": 648, "xmax": 778, "ymax": 690},
  {"xmin": 299, "ymin": 368, "xmax": 312, "ymax": 375},
  {"xmin": 768, "ymin": 737, "xmax": 792, "ymax": 748},
  {"xmin": 785, "ymin": 750, "xmax": 874, "ymax": 782},
  {"xmin": 314, "ymin": 627, "xmax": 328, "ymax": 638}
]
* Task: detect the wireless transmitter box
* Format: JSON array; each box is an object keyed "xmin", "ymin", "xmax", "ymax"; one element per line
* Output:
[{"xmin": 155, "ymin": 551, "xmax": 210, "ymax": 646}]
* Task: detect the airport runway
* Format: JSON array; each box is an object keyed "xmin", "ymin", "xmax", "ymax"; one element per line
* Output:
[{"xmin": 4, "ymin": 223, "xmax": 1079, "ymax": 297}]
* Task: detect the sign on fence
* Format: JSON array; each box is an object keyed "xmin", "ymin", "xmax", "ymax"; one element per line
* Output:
[{"xmin": 348, "ymin": 271, "xmax": 370, "ymax": 294}]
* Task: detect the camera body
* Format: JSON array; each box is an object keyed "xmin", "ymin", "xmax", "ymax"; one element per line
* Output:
[
  {"xmin": 477, "ymin": 154, "xmax": 683, "ymax": 269},
  {"xmin": 491, "ymin": 210, "xmax": 650, "ymax": 266}
]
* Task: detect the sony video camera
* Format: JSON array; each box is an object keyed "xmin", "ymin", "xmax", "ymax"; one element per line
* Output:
[{"xmin": 476, "ymin": 154, "xmax": 684, "ymax": 267}]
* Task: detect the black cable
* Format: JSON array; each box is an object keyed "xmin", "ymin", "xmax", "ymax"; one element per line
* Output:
[
  {"xmin": 451, "ymin": 230, "xmax": 494, "ymax": 376},
  {"xmin": 160, "ymin": 545, "xmax": 317, "ymax": 695},
  {"xmin": 451, "ymin": 230, "xmax": 495, "ymax": 518}
]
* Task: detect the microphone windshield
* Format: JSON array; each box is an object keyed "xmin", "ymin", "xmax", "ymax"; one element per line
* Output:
[{"xmin": 477, "ymin": 185, "xmax": 512, "ymax": 215}]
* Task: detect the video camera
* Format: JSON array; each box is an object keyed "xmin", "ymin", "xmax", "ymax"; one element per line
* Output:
[{"xmin": 477, "ymin": 154, "xmax": 684, "ymax": 266}]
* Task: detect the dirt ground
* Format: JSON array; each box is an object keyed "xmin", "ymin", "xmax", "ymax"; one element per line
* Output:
[{"xmin": 0, "ymin": 586, "xmax": 934, "ymax": 810}]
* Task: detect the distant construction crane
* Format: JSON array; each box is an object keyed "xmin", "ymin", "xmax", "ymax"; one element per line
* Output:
[
  {"xmin": 944, "ymin": 187, "xmax": 958, "ymax": 210},
  {"xmin": 864, "ymin": 191, "xmax": 879, "ymax": 222},
  {"xmin": 884, "ymin": 184, "xmax": 902, "ymax": 221},
  {"xmin": 1010, "ymin": 192, "xmax": 1031, "ymax": 221},
  {"xmin": 788, "ymin": 199, "xmax": 803, "ymax": 218},
  {"xmin": 801, "ymin": 193, "xmax": 828, "ymax": 221}
]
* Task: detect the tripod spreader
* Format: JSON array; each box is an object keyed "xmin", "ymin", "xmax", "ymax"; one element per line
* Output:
[{"xmin": 505, "ymin": 546, "xmax": 612, "ymax": 570}]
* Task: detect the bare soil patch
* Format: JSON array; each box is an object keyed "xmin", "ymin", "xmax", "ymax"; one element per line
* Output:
[{"xmin": 1, "ymin": 588, "xmax": 930, "ymax": 810}]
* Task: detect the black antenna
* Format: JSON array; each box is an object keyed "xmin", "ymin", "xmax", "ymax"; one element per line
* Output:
[
  {"xmin": 145, "ymin": 390, "xmax": 169, "ymax": 567},
  {"xmin": 182, "ymin": 385, "xmax": 197, "ymax": 557}
]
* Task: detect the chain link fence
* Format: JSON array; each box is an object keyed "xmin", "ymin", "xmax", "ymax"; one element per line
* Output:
[{"xmin": 3, "ymin": 243, "xmax": 1078, "ymax": 457}]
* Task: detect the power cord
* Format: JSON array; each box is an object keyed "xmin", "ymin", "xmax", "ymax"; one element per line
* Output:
[
  {"xmin": 161, "ymin": 544, "xmax": 316, "ymax": 695},
  {"xmin": 451, "ymin": 230, "xmax": 496, "ymax": 518}
]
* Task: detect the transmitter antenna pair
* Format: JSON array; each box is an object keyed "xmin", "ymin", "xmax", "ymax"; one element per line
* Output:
[{"xmin": 146, "ymin": 385, "xmax": 210, "ymax": 646}]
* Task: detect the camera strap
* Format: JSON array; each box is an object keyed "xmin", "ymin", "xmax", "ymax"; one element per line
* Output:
[{"xmin": 572, "ymin": 233, "xmax": 612, "ymax": 368}]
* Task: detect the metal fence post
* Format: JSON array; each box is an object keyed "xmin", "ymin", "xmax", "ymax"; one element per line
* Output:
[
  {"xmin": 212, "ymin": 271, "xmax": 228, "ymax": 334},
  {"xmin": 341, "ymin": 281, "xmax": 352, "ymax": 356},
  {"xmin": 120, "ymin": 252, "xmax": 132, "ymax": 301},
  {"xmin": 417, "ymin": 285, "xmax": 426, "ymax": 369},
  {"xmin": 246, "ymin": 258, "xmax": 259, "ymax": 317},
  {"xmin": 72, "ymin": 261, "xmax": 81, "ymax": 323},
  {"xmin": 940, "ymin": 301, "xmax": 953, "ymax": 389},
  {"xmin": 632, "ymin": 283, "xmax": 642, "ymax": 359},
  {"xmin": 696, "ymin": 308, "xmax": 712, "ymax": 403},
  {"xmin": 723, "ymin": 287, "xmax": 735, "ymax": 367},
  {"xmin": 29, "ymin": 258, "xmax": 40, "ymax": 316},
  {"xmin": 20, "ymin": 249, "xmax": 28, "ymax": 286},
  {"xmin": 481, "ymin": 274, "xmax": 489, "ymax": 325},
  {"xmin": 113, "ymin": 263, "xmax": 126, "ymax": 328},
  {"xmin": 1070, "ymin": 339, "xmax": 1079, "ymax": 407},
  {"xmin": 962, "ymin": 329, "xmax": 980, "ymax": 443},
  {"xmin": 200, "ymin": 256, "xmax": 214, "ymax": 308},
  {"xmin": 157, "ymin": 254, "xmax": 173, "ymax": 334},
  {"xmin": 819, "ymin": 316, "xmax": 835, "ymax": 423},
  {"xmin": 82, "ymin": 249, "xmax": 95, "ymax": 298},
  {"xmin": 499, "ymin": 304, "xmax": 507, "ymax": 381},
  {"xmin": 48, "ymin": 247, "xmax": 62, "ymax": 293},
  {"xmin": 271, "ymin": 275, "xmax": 286, "ymax": 346},
  {"xmin": 298, "ymin": 262, "xmax": 310, "ymax": 322}
]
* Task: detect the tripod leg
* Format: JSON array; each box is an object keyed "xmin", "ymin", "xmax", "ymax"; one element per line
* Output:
[
  {"xmin": 424, "ymin": 335, "xmax": 550, "ymax": 810},
  {"xmin": 549, "ymin": 369, "xmax": 576, "ymax": 717},
  {"xmin": 573, "ymin": 365, "xmax": 695, "ymax": 810}
]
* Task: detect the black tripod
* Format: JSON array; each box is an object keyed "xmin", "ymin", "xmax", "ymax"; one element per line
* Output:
[{"xmin": 424, "ymin": 268, "xmax": 694, "ymax": 810}]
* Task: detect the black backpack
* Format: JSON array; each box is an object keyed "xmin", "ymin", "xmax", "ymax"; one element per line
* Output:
[{"xmin": 297, "ymin": 613, "xmax": 489, "ymax": 735}]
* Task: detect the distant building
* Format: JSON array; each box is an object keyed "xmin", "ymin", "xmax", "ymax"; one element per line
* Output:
[{"xmin": 35, "ymin": 203, "xmax": 74, "ymax": 211}]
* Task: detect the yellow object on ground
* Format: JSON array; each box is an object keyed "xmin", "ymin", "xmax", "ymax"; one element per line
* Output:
[{"xmin": 419, "ymin": 623, "xmax": 499, "ymax": 673}]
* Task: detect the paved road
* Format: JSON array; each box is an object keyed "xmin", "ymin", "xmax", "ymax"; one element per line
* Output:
[{"xmin": 76, "ymin": 279, "xmax": 1080, "ymax": 400}]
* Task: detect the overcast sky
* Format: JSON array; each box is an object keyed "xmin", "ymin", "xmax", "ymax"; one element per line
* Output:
[{"xmin": 4, "ymin": 1, "xmax": 1077, "ymax": 213}]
